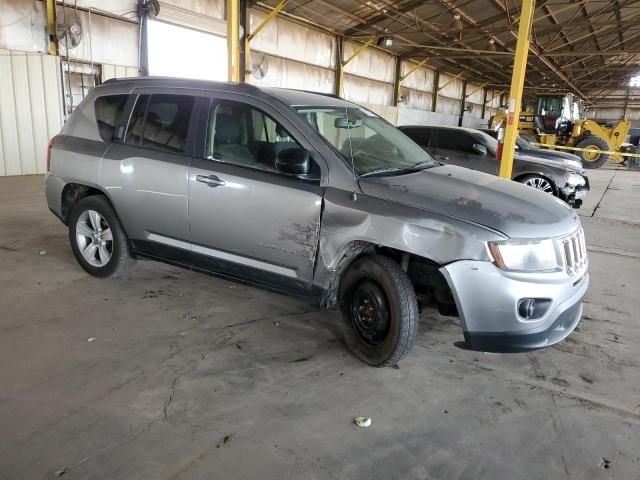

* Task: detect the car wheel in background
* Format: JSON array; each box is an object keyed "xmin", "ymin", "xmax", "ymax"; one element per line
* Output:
[
  {"xmin": 519, "ymin": 174, "xmax": 556, "ymax": 195},
  {"xmin": 68, "ymin": 195, "xmax": 135, "ymax": 278},
  {"xmin": 339, "ymin": 255, "xmax": 418, "ymax": 367},
  {"xmin": 575, "ymin": 136, "xmax": 610, "ymax": 169}
]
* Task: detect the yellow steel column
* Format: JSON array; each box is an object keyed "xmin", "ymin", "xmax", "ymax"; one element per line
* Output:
[
  {"xmin": 46, "ymin": 0, "xmax": 58, "ymax": 56},
  {"xmin": 338, "ymin": 36, "xmax": 377, "ymax": 97},
  {"xmin": 499, "ymin": 0, "xmax": 536, "ymax": 179},
  {"xmin": 244, "ymin": 0, "xmax": 288, "ymax": 83},
  {"xmin": 227, "ymin": 0, "xmax": 240, "ymax": 82}
]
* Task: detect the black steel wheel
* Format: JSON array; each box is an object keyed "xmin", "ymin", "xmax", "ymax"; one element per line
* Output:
[
  {"xmin": 339, "ymin": 255, "xmax": 419, "ymax": 367},
  {"xmin": 350, "ymin": 280, "xmax": 391, "ymax": 347}
]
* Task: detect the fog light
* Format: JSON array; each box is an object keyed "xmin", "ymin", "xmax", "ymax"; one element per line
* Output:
[
  {"xmin": 518, "ymin": 298, "xmax": 552, "ymax": 320},
  {"xmin": 519, "ymin": 299, "xmax": 535, "ymax": 319}
]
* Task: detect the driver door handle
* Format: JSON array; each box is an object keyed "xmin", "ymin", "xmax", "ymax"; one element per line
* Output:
[
  {"xmin": 434, "ymin": 155, "xmax": 449, "ymax": 161},
  {"xmin": 196, "ymin": 174, "xmax": 226, "ymax": 188}
]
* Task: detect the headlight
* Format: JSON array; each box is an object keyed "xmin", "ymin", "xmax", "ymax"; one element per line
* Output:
[
  {"xmin": 564, "ymin": 172, "xmax": 585, "ymax": 186},
  {"xmin": 488, "ymin": 239, "xmax": 560, "ymax": 271}
]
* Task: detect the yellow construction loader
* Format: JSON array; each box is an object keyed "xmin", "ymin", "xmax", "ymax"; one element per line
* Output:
[{"xmin": 490, "ymin": 93, "xmax": 633, "ymax": 169}]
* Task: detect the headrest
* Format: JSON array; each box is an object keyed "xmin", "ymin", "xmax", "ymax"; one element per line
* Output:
[{"xmin": 215, "ymin": 114, "xmax": 241, "ymax": 144}]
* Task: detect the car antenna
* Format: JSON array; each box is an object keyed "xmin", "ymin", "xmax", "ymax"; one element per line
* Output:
[{"xmin": 342, "ymin": 96, "xmax": 358, "ymax": 201}]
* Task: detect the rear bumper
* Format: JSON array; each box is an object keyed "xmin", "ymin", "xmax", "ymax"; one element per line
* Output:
[
  {"xmin": 45, "ymin": 173, "xmax": 66, "ymax": 223},
  {"xmin": 441, "ymin": 260, "xmax": 589, "ymax": 353}
]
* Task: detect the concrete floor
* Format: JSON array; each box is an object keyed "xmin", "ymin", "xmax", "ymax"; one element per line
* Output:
[{"xmin": 1, "ymin": 168, "xmax": 639, "ymax": 480}]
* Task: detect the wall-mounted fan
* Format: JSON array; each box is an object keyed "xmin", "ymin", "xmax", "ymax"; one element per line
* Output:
[
  {"xmin": 465, "ymin": 103, "xmax": 474, "ymax": 113},
  {"xmin": 56, "ymin": 14, "xmax": 83, "ymax": 49},
  {"xmin": 250, "ymin": 54, "xmax": 269, "ymax": 80},
  {"xmin": 398, "ymin": 90, "xmax": 410, "ymax": 106}
]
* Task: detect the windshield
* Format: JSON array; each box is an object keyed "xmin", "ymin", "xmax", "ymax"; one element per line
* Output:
[
  {"xmin": 516, "ymin": 136, "xmax": 536, "ymax": 150},
  {"xmin": 294, "ymin": 106, "xmax": 436, "ymax": 177}
]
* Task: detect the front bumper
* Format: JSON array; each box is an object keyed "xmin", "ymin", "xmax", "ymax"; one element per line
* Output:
[
  {"xmin": 440, "ymin": 260, "xmax": 589, "ymax": 352},
  {"xmin": 560, "ymin": 175, "xmax": 590, "ymax": 209}
]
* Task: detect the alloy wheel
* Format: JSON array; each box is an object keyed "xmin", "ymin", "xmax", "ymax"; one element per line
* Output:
[
  {"xmin": 524, "ymin": 177, "xmax": 554, "ymax": 194},
  {"xmin": 75, "ymin": 209, "xmax": 113, "ymax": 267}
]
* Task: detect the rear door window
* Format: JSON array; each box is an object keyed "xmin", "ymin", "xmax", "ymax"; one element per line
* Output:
[
  {"xmin": 124, "ymin": 94, "xmax": 196, "ymax": 154},
  {"xmin": 403, "ymin": 127, "xmax": 432, "ymax": 146},
  {"xmin": 436, "ymin": 130, "xmax": 477, "ymax": 153},
  {"xmin": 95, "ymin": 94, "xmax": 129, "ymax": 142}
]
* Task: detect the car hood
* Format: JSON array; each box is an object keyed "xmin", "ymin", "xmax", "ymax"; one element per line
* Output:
[
  {"xmin": 359, "ymin": 164, "xmax": 580, "ymax": 239},
  {"xmin": 516, "ymin": 152, "xmax": 582, "ymax": 172},
  {"xmin": 521, "ymin": 148, "xmax": 583, "ymax": 166}
]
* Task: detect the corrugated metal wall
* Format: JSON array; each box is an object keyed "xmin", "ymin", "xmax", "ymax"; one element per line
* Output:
[
  {"xmin": 102, "ymin": 64, "xmax": 139, "ymax": 82},
  {"xmin": 0, "ymin": 50, "xmax": 64, "ymax": 176},
  {"xmin": 247, "ymin": 9, "xmax": 335, "ymax": 92}
]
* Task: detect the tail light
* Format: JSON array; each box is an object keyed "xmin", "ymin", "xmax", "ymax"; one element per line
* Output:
[{"xmin": 46, "ymin": 137, "xmax": 54, "ymax": 171}]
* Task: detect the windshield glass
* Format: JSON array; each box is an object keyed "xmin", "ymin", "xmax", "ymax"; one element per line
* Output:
[
  {"xmin": 294, "ymin": 106, "xmax": 436, "ymax": 177},
  {"xmin": 516, "ymin": 136, "xmax": 535, "ymax": 150}
]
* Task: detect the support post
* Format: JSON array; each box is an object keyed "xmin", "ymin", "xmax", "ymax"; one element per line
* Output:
[
  {"xmin": 138, "ymin": 0, "xmax": 149, "ymax": 76},
  {"xmin": 46, "ymin": 0, "xmax": 58, "ymax": 56},
  {"xmin": 431, "ymin": 70, "xmax": 439, "ymax": 112},
  {"xmin": 335, "ymin": 37, "xmax": 343, "ymax": 96},
  {"xmin": 393, "ymin": 56, "xmax": 402, "ymax": 106},
  {"xmin": 481, "ymin": 88, "xmax": 488, "ymax": 119},
  {"xmin": 227, "ymin": 0, "xmax": 240, "ymax": 82},
  {"xmin": 459, "ymin": 80, "xmax": 467, "ymax": 127},
  {"xmin": 239, "ymin": 0, "xmax": 248, "ymax": 82},
  {"xmin": 499, "ymin": 0, "xmax": 535, "ymax": 180},
  {"xmin": 623, "ymin": 86, "xmax": 630, "ymax": 119}
]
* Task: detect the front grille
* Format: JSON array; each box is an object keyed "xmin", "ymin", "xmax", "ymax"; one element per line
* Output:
[{"xmin": 561, "ymin": 228, "xmax": 587, "ymax": 276}]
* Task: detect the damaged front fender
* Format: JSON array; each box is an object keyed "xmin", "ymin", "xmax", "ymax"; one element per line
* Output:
[{"xmin": 314, "ymin": 187, "xmax": 505, "ymax": 308}]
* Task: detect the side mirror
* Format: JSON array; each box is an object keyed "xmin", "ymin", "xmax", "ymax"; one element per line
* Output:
[
  {"xmin": 275, "ymin": 147, "xmax": 310, "ymax": 176},
  {"xmin": 113, "ymin": 125, "xmax": 125, "ymax": 142},
  {"xmin": 472, "ymin": 143, "xmax": 488, "ymax": 155}
]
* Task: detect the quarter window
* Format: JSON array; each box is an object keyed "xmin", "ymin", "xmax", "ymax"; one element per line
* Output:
[
  {"xmin": 95, "ymin": 94, "xmax": 129, "ymax": 142},
  {"xmin": 125, "ymin": 94, "xmax": 195, "ymax": 154}
]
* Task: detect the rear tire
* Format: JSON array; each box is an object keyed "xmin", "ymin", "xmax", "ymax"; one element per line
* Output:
[
  {"xmin": 575, "ymin": 136, "xmax": 610, "ymax": 169},
  {"xmin": 68, "ymin": 195, "xmax": 135, "ymax": 278},
  {"xmin": 339, "ymin": 255, "xmax": 419, "ymax": 367}
]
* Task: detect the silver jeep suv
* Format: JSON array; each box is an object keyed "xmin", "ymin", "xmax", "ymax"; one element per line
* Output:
[{"xmin": 45, "ymin": 77, "xmax": 589, "ymax": 366}]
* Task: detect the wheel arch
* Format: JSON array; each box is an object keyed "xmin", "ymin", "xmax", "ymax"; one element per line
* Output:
[
  {"xmin": 318, "ymin": 240, "xmax": 457, "ymax": 316},
  {"xmin": 60, "ymin": 183, "xmax": 117, "ymax": 225}
]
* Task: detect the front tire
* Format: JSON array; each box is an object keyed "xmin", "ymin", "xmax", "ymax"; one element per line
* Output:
[
  {"xmin": 68, "ymin": 195, "xmax": 135, "ymax": 278},
  {"xmin": 339, "ymin": 255, "xmax": 418, "ymax": 367},
  {"xmin": 519, "ymin": 174, "xmax": 556, "ymax": 196},
  {"xmin": 575, "ymin": 136, "xmax": 610, "ymax": 169}
]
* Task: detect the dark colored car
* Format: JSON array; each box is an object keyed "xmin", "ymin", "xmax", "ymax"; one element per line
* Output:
[
  {"xmin": 399, "ymin": 125, "xmax": 589, "ymax": 208},
  {"xmin": 478, "ymin": 128, "xmax": 584, "ymax": 164}
]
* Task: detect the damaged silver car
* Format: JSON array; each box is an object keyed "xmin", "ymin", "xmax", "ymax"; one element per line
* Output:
[{"xmin": 45, "ymin": 78, "xmax": 589, "ymax": 366}]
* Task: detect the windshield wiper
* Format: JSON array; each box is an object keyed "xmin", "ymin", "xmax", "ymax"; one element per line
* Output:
[{"xmin": 360, "ymin": 161, "xmax": 435, "ymax": 178}]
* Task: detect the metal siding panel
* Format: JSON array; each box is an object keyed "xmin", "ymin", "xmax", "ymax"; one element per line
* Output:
[
  {"xmin": 42, "ymin": 55, "xmax": 64, "ymax": 139},
  {"xmin": 0, "ymin": 53, "xmax": 23, "ymax": 175},
  {"xmin": 12, "ymin": 53, "xmax": 38, "ymax": 174},
  {"xmin": 115, "ymin": 65, "xmax": 126, "ymax": 78},
  {"xmin": 102, "ymin": 63, "xmax": 116, "ymax": 82},
  {"xmin": 27, "ymin": 55, "xmax": 49, "ymax": 174},
  {"xmin": 125, "ymin": 66, "xmax": 138, "ymax": 77},
  {"xmin": 0, "ymin": 49, "xmax": 7, "ymax": 176}
]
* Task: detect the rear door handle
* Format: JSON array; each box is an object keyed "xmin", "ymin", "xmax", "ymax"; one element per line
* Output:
[
  {"xmin": 434, "ymin": 155, "xmax": 449, "ymax": 161},
  {"xmin": 196, "ymin": 174, "xmax": 225, "ymax": 188}
]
